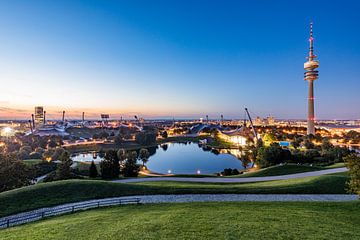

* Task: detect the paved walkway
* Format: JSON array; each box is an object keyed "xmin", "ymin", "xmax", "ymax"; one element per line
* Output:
[
  {"xmin": 1, "ymin": 194, "xmax": 357, "ymax": 228},
  {"xmin": 113, "ymin": 167, "xmax": 348, "ymax": 183}
]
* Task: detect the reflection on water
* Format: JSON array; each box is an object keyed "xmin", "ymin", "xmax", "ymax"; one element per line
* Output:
[{"xmin": 72, "ymin": 142, "xmax": 246, "ymax": 174}]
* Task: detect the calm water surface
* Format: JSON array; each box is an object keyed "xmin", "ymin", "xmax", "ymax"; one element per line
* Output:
[{"xmin": 72, "ymin": 142, "xmax": 245, "ymax": 174}]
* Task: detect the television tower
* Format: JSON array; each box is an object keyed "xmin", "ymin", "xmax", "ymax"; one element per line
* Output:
[{"xmin": 304, "ymin": 22, "xmax": 319, "ymax": 135}]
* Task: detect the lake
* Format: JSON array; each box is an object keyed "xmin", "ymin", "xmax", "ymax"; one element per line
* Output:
[{"xmin": 72, "ymin": 142, "xmax": 246, "ymax": 174}]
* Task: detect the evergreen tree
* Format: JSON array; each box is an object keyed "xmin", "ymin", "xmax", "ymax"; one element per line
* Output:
[
  {"xmin": 55, "ymin": 151, "xmax": 73, "ymax": 180},
  {"xmin": 89, "ymin": 160, "xmax": 98, "ymax": 178}
]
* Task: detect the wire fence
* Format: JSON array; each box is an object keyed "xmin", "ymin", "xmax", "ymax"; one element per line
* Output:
[{"xmin": 0, "ymin": 197, "xmax": 140, "ymax": 229}]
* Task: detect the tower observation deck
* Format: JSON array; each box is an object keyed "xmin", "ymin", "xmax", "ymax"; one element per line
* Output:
[{"xmin": 304, "ymin": 22, "xmax": 319, "ymax": 135}]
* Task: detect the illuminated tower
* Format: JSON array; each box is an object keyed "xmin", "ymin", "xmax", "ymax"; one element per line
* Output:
[{"xmin": 304, "ymin": 22, "xmax": 319, "ymax": 135}]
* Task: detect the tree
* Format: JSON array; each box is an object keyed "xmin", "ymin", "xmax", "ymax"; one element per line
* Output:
[
  {"xmin": 51, "ymin": 148, "xmax": 65, "ymax": 161},
  {"xmin": 0, "ymin": 153, "xmax": 33, "ymax": 192},
  {"xmin": 35, "ymin": 147, "xmax": 45, "ymax": 155},
  {"xmin": 47, "ymin": 139, "xmax": 57, "ymax": 148},
  {"xmin": 99, "ymin": 131, "xmax": 110, "ymax": 139},
  {"xmin": 117, "ymin": 148, "xmax": 126, "ymax": 163},
  {"xmin": 114, "ymin": 134, "xmax": 124, "ymax": 145},
  {"xmin": 256, "ymin": 138, "xmax": 264, "ymax": 148},
  {"xmin": 139, "ymin": 148, "xmax": 150, "ymax": 166},
  {"xmin": 344, "ymin": 154, "xmax": 360, "ymax": 196},
  {"xmin": 18, "ymin": 149, "xmax": 30, "ymax": 160},
  {"xmin": 241, "ymin": 151, "xmax": 252, "ymax": 169},
  {"xmin": 291, "ymin": 137, "xmax": 302, "ymax": 149},
  {"xmin": 54, "ymin": 151, "xmax": 73, "ymax": 180},
  {"xmin": 100, "ymin": 158, "xmax": 113, "ymax": 179},
  {"xmin": 42, "ymin": 149, "xmax": 55, "ymax": 161},
  {"xmin": 321, "ymin": 138, "xmax": 333, "ymax": 153},
  {"xmin": 262, "ymin": 133, "xmax": 276, "ymax": 146},
  {"xmin": 303, "ymin": 138, "xmax": 315, "ymax": 149},
  {"xmin": 89, "ymin": 161, "xmax": 98, "ymax": 178},
  {"xmin": 100, "ymin": 150, "xmax": 120, "ymax": 179},
  {"xmin": 135, "ymin": 131, "xmax": 157, "ymax": 145},
  {"xmin": 255, "ymin": 143, "xmax": 283, "ymax": 168},
  {"xmin": 122, "ymin": 151, "xmax": 139, "ymax": 177},
  {"xmin": 161, "ymin": 131, "xmax": 168, "ymax": 138}
]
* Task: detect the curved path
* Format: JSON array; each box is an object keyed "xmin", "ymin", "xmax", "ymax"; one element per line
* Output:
[
  {"xmin": 113, "ymin": 167, "xmax": 348, "ymax": 183},
  {"xmin": 1, "ymin": 194, "xmax": 357, "ymax": 229}
]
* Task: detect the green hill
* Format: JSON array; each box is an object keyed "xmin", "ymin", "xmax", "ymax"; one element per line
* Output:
[
  {"xmin": 0, "ymin": 172, "xmax": 349, "ymax": 217},
  {"xmin": 1, "ymin": 202, "xmax": 359, "ymax": 240}
]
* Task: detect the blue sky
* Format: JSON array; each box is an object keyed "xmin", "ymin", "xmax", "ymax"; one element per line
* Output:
[{"xmin": 0, "ymin": 0, "xmax": 359, "ymax": 120}]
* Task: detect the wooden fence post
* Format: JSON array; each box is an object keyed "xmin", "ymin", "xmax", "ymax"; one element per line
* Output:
[{"xmin": 7, "ymin": 219, "xmax": 9, "ymax": 228}]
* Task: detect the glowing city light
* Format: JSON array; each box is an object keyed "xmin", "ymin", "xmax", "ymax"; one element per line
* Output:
[
  {"xmin": 3, "ymin": 127, "xmax": 12, "ymax": 134},
  {"xmin": 1, "ymin": 127, "xmax": 14, "ymax": 137}
]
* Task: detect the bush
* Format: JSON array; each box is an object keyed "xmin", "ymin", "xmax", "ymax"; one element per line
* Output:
[{"xmin": 221, "ymin": 168, "xmax": 240, "ymax": 176}]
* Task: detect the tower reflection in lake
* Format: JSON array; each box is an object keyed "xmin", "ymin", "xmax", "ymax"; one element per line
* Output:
[{"xmin": 72, "ymin": 142, "xmax": 248, "ymax": 174}]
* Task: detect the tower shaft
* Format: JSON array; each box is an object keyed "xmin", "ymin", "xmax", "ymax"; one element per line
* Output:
[{"xmin": 307, "ymin": 80, "xmax": 315, "ymax": 135}]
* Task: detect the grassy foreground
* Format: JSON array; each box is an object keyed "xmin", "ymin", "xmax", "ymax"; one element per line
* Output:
[
  {"xmin": 1, "ymin": 202, "xmax": 359, "ymax": 240},
  {"xmin": 0, "ymin": 172, "xmax": 349, "ymax": 217}
]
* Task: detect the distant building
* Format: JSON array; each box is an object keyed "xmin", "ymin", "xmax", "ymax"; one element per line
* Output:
[
  {"xmin": 34, "ymin": 106, "xmax": 44, "ymax": 125},
  {"xmin": 266, "ymin": 116, "xmax": 275, "ymax": 125},
  {"xmin": 218, "ymin": 126, "xmax": 255, "ymax": 146},
  {"xmin": 254, "ymin": 116, "xmax": 263, "ymax": 126}
]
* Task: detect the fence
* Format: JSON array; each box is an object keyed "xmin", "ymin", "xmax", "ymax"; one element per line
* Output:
[{"xmin": 0, "ymin": 197, "xmax": 140, "ymax": 229}]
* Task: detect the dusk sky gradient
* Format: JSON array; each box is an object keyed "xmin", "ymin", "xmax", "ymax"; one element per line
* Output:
[{"xmin": 0, "ymin": 0, "xmax": 359, "ymax": 120}]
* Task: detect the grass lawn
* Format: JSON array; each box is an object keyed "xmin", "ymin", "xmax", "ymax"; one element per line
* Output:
[
  {"xmin": 324, "ymin": 162, "xmax": 346, "ymax": 169},
  {"xmin": 1, "ymin": 202, "xmax": 359, "ymax": 240},
  {"xmin": 226, "ymin": 163, "xmax": 346, "ymax": 178},
  {"xmin": 22, "ymin": 159, "xmax": 43, "ymax": 166},
  {"xmin": 0, "ymin": 172, "xmax": 350, "ymax": 217},
  {"xmin": 233, "ymin": 164, "xmax": 323, "ymax": 177}
]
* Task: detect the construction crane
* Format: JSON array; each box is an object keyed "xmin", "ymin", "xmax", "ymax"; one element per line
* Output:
[{"xmin": 245, "ymin": 108, "xmax": 259, "ymax": 141}]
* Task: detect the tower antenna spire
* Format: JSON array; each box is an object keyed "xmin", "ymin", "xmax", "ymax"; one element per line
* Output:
[{"xmin": 309, "ymin": 21, "xmax": 315, "ymax": 60}]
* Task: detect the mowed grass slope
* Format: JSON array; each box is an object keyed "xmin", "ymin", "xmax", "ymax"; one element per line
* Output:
[
  {"xmin": 235, "ymin": 164, "xmax": 323, "ymax": 177},
  {"xmin": 0, "ymin": 172, "xmax": 349, "ymax": 217},
  {"xmin": 1, "ymin": 202, "xmax": 359, "ymax": 240},
  {"xmin": 230, "ymin": 163, "xmax": 346, "ymax": 178}
]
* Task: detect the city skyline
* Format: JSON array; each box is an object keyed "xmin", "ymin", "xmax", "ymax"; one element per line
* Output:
[{"xmin": 0, "ymin": 1, "xmax": 360, "ymax": 120}]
